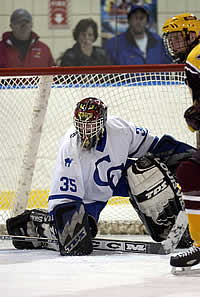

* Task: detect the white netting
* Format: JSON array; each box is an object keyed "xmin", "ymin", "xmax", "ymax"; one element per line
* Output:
[{"xmin": 0, "ymin": 66, "xmax": 195, "ymax": 234}]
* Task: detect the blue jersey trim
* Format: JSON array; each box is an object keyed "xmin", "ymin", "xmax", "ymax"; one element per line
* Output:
[
  {"xmin": 48, "ymin": 194, "xmax": 82, "ymax": 202},
  {"xmin": 148, "ymin": 136, "xmax": 159, "ymax": 152}
]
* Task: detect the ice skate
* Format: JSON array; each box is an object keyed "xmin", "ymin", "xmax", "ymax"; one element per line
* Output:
[{"xmin": 170, "ymin": 246, "xmax": 200, "ymax": 275}]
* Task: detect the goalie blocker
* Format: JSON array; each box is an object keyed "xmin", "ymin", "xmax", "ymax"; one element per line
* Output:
[{"xmin": 126, "ymin": 153, "xmax": 192, "ymax": 245}]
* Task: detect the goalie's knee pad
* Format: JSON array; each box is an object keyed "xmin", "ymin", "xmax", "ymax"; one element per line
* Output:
[{"xmin": 52, "ymin": 202, "xmax": 93, "ymax": 256}]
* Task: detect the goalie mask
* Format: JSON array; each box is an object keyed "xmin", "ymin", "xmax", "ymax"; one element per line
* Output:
[
  {"xmin": 162, "ymin": 13, "xmax": 200, "ymax": 63},
  {"xmin": 74, "ymin": 97, "xmax": 107, "ymax": 150}
]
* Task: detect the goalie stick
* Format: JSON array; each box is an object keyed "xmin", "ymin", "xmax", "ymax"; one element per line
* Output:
[
  {"xmin": 161, "ymin": 210, "xmax": 188, "ymax": 254},
  {"xmin": 0, "ymin": 234, "xmax": 165, "ymax": 254},
  {"xmin": 0, "ymin": 211, "xmax": 188, "ymax": 255}
]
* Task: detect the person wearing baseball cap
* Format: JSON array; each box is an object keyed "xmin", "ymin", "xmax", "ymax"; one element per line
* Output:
[
  {"xmin": 127, "ymin": 3, "xmax": 150, "ymax": 21},
  {"xmin": 0, "ymin": 8, "xmax": 55, "ymax": 67},
  {"xmin": 104, "ymin": 3, "xmax": 171, "ymax": 65},
  {"xmin": 10, "ymin": 8, "xmax": 33, "ymax": 25}
]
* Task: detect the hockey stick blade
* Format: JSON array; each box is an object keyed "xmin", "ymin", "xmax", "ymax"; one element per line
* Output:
[{"xmin": 161, "ymin": 211, "xmax": 188, "ymax": 254}]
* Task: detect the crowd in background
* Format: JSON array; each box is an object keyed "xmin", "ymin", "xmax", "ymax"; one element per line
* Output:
[{"xmin": 0, "ymin": 5, "xmax": 171, "ymax": 68}]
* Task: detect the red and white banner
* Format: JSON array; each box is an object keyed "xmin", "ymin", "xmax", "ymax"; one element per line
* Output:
[{"xmin": 49, "ymin": 0, "xmax": 69, "ymax": 28}]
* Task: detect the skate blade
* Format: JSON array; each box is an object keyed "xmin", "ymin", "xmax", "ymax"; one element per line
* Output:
[{"xmin": 171, "ymin": 266, "xmax": 200, "ymax": 275}]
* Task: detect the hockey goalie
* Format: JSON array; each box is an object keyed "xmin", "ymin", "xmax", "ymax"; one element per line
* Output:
[
  {"xmin": 6, "ymin": 97, "xmax": 195, "ymax": 256},
  {"xmin": 6, "ymin": 151, "xmax": 192, "ymax": 255}
]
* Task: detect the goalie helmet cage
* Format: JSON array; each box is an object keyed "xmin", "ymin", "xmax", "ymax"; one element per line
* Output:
[{"xmin": 0, "ymin": 64, "xmax": 197, "ymax": 235}]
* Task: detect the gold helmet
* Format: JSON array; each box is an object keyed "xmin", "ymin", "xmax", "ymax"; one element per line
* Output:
[
  {"xmin": 163, "ymin": 13, "xmax": 200, "ymax": 38},
  {"xmin": 162, "ymin": 13, "xmax": 200, "ymax": 63}
]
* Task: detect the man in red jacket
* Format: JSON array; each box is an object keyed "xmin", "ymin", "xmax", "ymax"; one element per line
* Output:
[{"xmin": 0, "ymin": 8, "xmax": 55, "ymax": 68}]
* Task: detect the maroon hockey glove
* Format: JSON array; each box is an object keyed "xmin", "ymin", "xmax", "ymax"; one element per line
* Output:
[{"xmin": 184, "ymin": 102, "xmax": 200, "ymax": 131}]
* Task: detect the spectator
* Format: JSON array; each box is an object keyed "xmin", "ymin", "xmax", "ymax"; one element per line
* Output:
[
  {"xmin": 0, "ymin": 8, "xmax": 55, "ymax": 68},
  {"xmin": 57, "ymin": 18, "xmax": 111, "ymax": 66},
  {"xmin": 103, "ymin": 4, "xmax": 171, "ymax": 65}
]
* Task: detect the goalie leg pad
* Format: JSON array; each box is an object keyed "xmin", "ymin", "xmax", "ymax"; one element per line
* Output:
[
  {"xmin": 52, "ymin": 202, "xmax": 93, "ymax": 256},
  {"xmin": 127, "ymin": 153, "xmax": 184, "ymax": 242}
]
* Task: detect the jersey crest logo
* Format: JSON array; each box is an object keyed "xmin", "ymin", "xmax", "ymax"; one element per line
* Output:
[
  {"xmin": 65, "ymin": 158, "xmax": 73, "ymax": 167},
  {"xmin": 94, "ymin": 155, "xmax": 124, "ymax": 190}
]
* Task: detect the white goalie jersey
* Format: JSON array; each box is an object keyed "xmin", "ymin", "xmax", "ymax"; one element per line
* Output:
[{"xmin": 48, "ymin": 116, "xmax": 158, "ymax": 213}]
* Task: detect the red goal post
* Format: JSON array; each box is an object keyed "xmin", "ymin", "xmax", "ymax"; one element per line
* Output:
[{"xmin": 0, "ymin": 64, "xmax": 195, "ymax": 235}]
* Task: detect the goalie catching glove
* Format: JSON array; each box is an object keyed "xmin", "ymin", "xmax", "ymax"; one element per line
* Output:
[
  {"xmin": 6, "ymin": 209, "xmax": 58, "ymax": 250},
  {"xmin": 126, "ymin": 153, "xmax": 190, "ymax": 244}
]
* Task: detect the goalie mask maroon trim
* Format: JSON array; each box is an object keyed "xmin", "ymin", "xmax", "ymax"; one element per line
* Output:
[{"xmin": 73, "ymin": 97, "xmax": 107, "ymax": 150}]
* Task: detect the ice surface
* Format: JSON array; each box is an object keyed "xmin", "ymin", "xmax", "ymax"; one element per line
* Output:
[{"xmin": 0, "ymin": 235, "xmax": 200, "ymax": 297}]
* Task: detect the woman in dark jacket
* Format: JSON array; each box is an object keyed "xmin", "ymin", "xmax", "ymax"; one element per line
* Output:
[{"xmin": 58, "ymin": 19, "xmax": 110, "ymax": 66}]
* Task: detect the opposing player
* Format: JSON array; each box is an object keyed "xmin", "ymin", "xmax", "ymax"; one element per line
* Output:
[
  {"xmin": 162, "ymin": 13, "xmax": 200, "ymax": 271},
  {"xmin": 7, "ymin": 97, "xmax": 195, "ymax": 256}
]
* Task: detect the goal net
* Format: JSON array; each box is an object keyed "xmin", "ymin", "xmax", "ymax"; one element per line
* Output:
[{"xmin": 0, "ymin": 64, "xmax": 195, "ymax": 235}]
